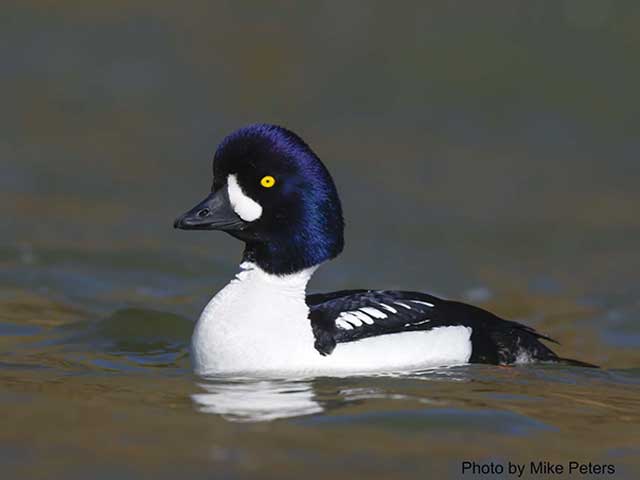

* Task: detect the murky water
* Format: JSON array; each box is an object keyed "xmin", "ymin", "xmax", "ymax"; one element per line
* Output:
[{"xmin": 2, "ymin": 2, "xmax": 640, "ymax": 478}]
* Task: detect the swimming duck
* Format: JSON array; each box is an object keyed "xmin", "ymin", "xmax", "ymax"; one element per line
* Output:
[{"xmin": 174, "ymin": 124, "xmax": 593, "ymax": 375}]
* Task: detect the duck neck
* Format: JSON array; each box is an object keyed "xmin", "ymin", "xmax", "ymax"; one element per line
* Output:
[
  {"xmin": 231, "ymin": 261, "xmax": 317, "ymax": 297},
  {"xmin": 241, "ymin": 232, "xmax": 342, "ymax": 275}
]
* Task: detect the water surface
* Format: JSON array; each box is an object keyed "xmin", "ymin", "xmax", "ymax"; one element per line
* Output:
[{"xmin": 2, "ymin": 2, "xmax": 640, "ymax": 478}]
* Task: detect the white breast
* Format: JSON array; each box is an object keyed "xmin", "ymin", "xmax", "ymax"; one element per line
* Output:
[
  {"xmin": 191, "ymin": 263, "xmax": 472, "ymax": 376},
  {"xmin": 191, "ymin": 263, "xmax": 317, "ymax": 374}
]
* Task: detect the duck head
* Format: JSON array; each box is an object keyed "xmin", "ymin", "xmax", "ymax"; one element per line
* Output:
[{"xmin": 174, "ymin": 124, "xmax": 344, "ymax": 275}]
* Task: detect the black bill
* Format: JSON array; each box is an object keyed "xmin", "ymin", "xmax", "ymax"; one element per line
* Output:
[{"xmin": 173, "ymin": 186, "xmax": 247, "ymax": 231}]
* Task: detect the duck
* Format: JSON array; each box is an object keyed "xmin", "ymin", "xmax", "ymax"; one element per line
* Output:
[{"xmin": 174, "ymin": 124, "xmax": 595, "ymax": 375}]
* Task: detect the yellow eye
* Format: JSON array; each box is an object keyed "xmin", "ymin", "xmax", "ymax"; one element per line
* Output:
[{"xmin": 260, "ymin": 175, "xmax": 276, "ymax": 188}]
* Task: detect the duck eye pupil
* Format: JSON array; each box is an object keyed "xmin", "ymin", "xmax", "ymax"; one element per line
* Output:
[
  {"xmin": 260, "ymin": 176, "xmax": 276, "ymax": 188},
  {"xmin": 197, "ymin": 208, "xmax": 210, "ymax": 218}
]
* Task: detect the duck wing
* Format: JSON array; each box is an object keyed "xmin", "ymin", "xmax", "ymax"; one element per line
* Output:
[{"xmin": 307, "ymin": 289, "xmax": 594, "ymax": 366}]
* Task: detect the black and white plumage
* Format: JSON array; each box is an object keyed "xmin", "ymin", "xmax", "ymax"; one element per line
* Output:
[
  {"xmin": 308, "ymin": 290, "xmax": 589, "ymax": 366},
  {"xmin": 308, "ymin": 290, "xmax": 440, "ymax": 356},
  {"xmin": 174, "ymin": 124, "xmax": 595, "ymax": 375}
]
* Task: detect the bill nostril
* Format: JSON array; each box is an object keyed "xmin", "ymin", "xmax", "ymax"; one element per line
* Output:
[{"xmin": 197, "ymin": 208, "xmax": 210, "ymax": 218}]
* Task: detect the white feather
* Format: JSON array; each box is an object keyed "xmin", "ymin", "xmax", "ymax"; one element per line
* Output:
[
  {"xmin": 395, "ymin": 301, "xmax": 412, "ymax": 310},
  {"xmin": 360, "ymin": 307, "xmax": 387, "ymax": 319},
  {"xmin": 227, "ymin": 174, "xmax": 262, "ymax": 221},
  {"xmin": 335, "ymin": 319, "xmax": 353, "ymax": 330},
  {"xmin": 410, "ymin": 300, "xmax": 435, "ymax": 308},
  {"xmin": 340, "ymin": 312, "xmax": 362, "ymax": 327},
  {"xmin": 378, "ymin": 303, "xmax": 398, "ymax": 314},
  {"xmin": 352, "ymin": 310, "xmax": 374, "ymax": 325},
  {"xmin": 404, "ymin": 319, "xmax": 430, "ymax": 327}
]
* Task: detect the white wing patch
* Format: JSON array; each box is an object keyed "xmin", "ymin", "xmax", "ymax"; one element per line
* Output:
[
  {"xmin": 378, "ymin": 303, "xmax": 398, "ymax": 314},
  {"xmin": 404, "ymin": 319, "xmax": 430, "ymax": 327},
  {"xmin": 410, "ymin": 300, "xmax": 434, "ymax": 308},
  {"xmin": 352, "ymin": 311, "xmax": 374, "ymax": 325},
  {"xmin": 359, "ymin": 307, "xmax": 387, "ymax": 319},
  {"xmin": 335, "ymin": 319, "xmax": 353, "ymax": 330},
  {"xmin": 341, "ymin": 312, "xmax": 363, "ymax": 327},
  {"xmin": 227, "ymin": 174, "xmax": 263, "ymax": 222},
  {"xmin": 334, "ymin": 299, "xmax": 434, "ymax": 330}
]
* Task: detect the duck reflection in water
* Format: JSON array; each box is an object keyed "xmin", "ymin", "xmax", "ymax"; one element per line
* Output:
[
  {"xmin": 191, "ymin": 368, "xmax": 470, "ymax": 422},
  {"xmin": 192, "ymin": 378, "xmax": 323, "ymax": 422}
]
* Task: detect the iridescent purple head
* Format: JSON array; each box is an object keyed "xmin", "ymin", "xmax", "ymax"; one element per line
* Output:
[{"xmin": 174, "ymin": 124, "xmax": 344, "ymax": 275}]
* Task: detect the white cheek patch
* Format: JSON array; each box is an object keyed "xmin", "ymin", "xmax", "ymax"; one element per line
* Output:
[{"xmin": 227, "ymin": 174, "xmax": 263, "ymax": 222}]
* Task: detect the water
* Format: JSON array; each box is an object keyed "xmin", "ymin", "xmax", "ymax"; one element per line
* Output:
[{"xmin": 2, "ymin": 2, "xmax": 640, "ymax": 478}]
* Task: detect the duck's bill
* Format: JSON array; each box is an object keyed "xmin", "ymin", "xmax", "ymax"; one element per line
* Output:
[{"xmin": 173, "ymin": 188, "xmax": 247, "ymax": 231}]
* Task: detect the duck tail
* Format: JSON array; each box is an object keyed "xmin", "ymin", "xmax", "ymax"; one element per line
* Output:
[{"xmin": 556, "ymin": 357, "xmax": 599, "ymax": 368}]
